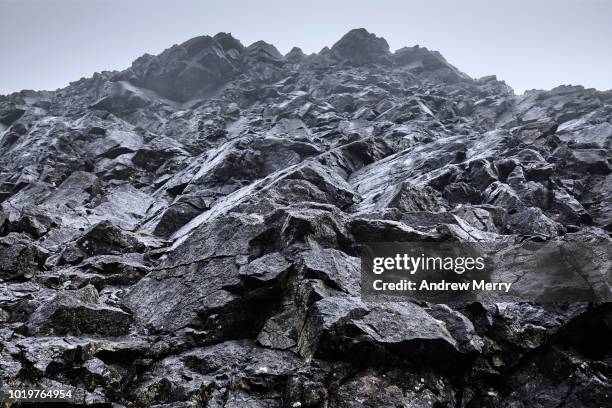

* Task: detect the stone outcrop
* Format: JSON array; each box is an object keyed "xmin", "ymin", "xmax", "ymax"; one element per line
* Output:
[{"xmin": 0, "ymin": 28, "xmax": 610, "ymax": 407}]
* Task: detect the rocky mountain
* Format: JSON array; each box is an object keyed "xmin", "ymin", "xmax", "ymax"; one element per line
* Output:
[{"xmin": 1, "ymin": 28, "xmax": 611, "ymax": 407}]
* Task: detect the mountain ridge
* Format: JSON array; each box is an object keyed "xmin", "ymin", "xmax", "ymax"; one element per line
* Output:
[{"xmin": 4, "ymin": 28, "xmax": 612, "ymax": 100}]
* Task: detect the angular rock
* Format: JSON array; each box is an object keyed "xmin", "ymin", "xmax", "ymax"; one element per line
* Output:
[
  {"xmin": 330, "ymin": 28, "xmax": 390, "ymax": 64},
  {"xmin": 507, "ymin": 207, "xmax": 564, "ymax": 238},
  {"xmin": 299, "ymin": 297, "xmax": 462, "ymax": 365},
  {"xmin": 28, "ymin": 285, "xmax": 131, "ymax": 336},
  {"xmin": 132, "ymin": 136, "xmax": 190, "ymax": 170},
  {"xmin": 1, "ymin": 27, "xmax": 611, "ymax": 407},
  {"xmin": 120, "ymin": 34, "xmax": 243, "ymax": 101},
  {"xmin": 298, "ymin": 247, "xmax": 360, "ymax": 295},
  {"xmin": 0, "ymin": 233, "xmax": 48, "ymax": 280},
  {"xmin": 239, "ymin": 252, "xmax": 292, "ymax": 285}
]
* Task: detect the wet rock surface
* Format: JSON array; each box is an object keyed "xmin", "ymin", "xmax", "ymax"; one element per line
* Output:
[{"xmin": 0, "ymin": 28, "xmax": 611, "ymax": 407}]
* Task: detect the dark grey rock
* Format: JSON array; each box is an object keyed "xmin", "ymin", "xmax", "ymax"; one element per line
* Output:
[
  {"xmin": 298, "ymin": 297, "xmax": 464, "ymax": 366},
  {"xmin": 56, "ymin": 220, "xmax": 146, "ymax": 265},
  {"xmin": 119, "ymin": 34, "xmax": 243, "ymax": 102},
  {"xmin": 239, "ymin": 252, "xmax": 291, "ymax": 285},
  {"xmin": 0, "ymin": 108, "xmax": 25, "ymax": 126},
  {"xmin": 0, "ymin": 233, "xmax": 48, "ymax": 280},
  {"xmin": 331, "ymin": 28, "xmax": 390, "ymax": 65},
  {"xmin": 27, "ymin": 285, "xmax": 132, "ymax": 336},
  {"xmin": 132, "ymin": 136, "xmax": 190, "ymax": 170},
  {"xmin": 0, "ymin": 27, "xmax": 610, "ymax": 407},
  {"xmin": 298, "ymin": 247, "xmax": 360, "ymax": 295}
]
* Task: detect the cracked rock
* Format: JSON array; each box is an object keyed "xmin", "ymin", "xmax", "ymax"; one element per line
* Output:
[{"xmin": 0, "ymin": 27, "xmax": 611, "ymax": 407}]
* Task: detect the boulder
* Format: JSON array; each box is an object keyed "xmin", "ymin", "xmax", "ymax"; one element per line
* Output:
[
  {"xmin": 0, "ymin": 233, "xmax": 48, "ymax": 280},
  {"xmin": 28, "ymin": 285, "xmax": 132, "ymax": 336},
  {"xmin": 298, "ymin": 247, "xmax": 360, "ymax": 295},
  {"xmin": 299, "ymin": 297, "xmax": 463, "ymax": 365}
]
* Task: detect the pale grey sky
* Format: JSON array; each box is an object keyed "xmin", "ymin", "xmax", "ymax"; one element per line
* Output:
[{"xmin": 1, "ymin": 0, "xmax": 611, "ymax": 95}]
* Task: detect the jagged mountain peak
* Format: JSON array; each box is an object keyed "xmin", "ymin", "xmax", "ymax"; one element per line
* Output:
[
  {"xmin": 110, "ymin": 28, "xmax": 473, "ymax": 102},
  {"xmin": 246, "ymin": 40, "xmax": 284, "ymax": 60},
  {"xmin": 212, "ymin": 32, "xmax": 245, "ymax": 52},
  {"xmin": 330, "ymin": 28, "xmax": 391, "ymax": 62},
  {"xmin": 285, "ymin": 46, "xmax": 306, "ymax": 62}
]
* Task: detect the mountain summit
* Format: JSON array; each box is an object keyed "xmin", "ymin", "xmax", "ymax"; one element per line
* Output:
[
  {"xmin": 106, "ymin": 28, "xmax": 466, "ymax": 102},
  {"xmin": 330, "ymin": 28, "xmax": 391, "ymax": 62}
]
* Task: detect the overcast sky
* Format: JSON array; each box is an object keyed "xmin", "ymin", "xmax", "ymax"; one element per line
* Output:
[{"xmin": 1, "ymin": 0, "xmax": 611, "ymax": 95}]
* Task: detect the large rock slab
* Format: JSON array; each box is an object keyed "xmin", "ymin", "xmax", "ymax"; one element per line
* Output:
[{"xmin": 28, "ymin": 285, "xmax": 132, "ymax": 336}]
